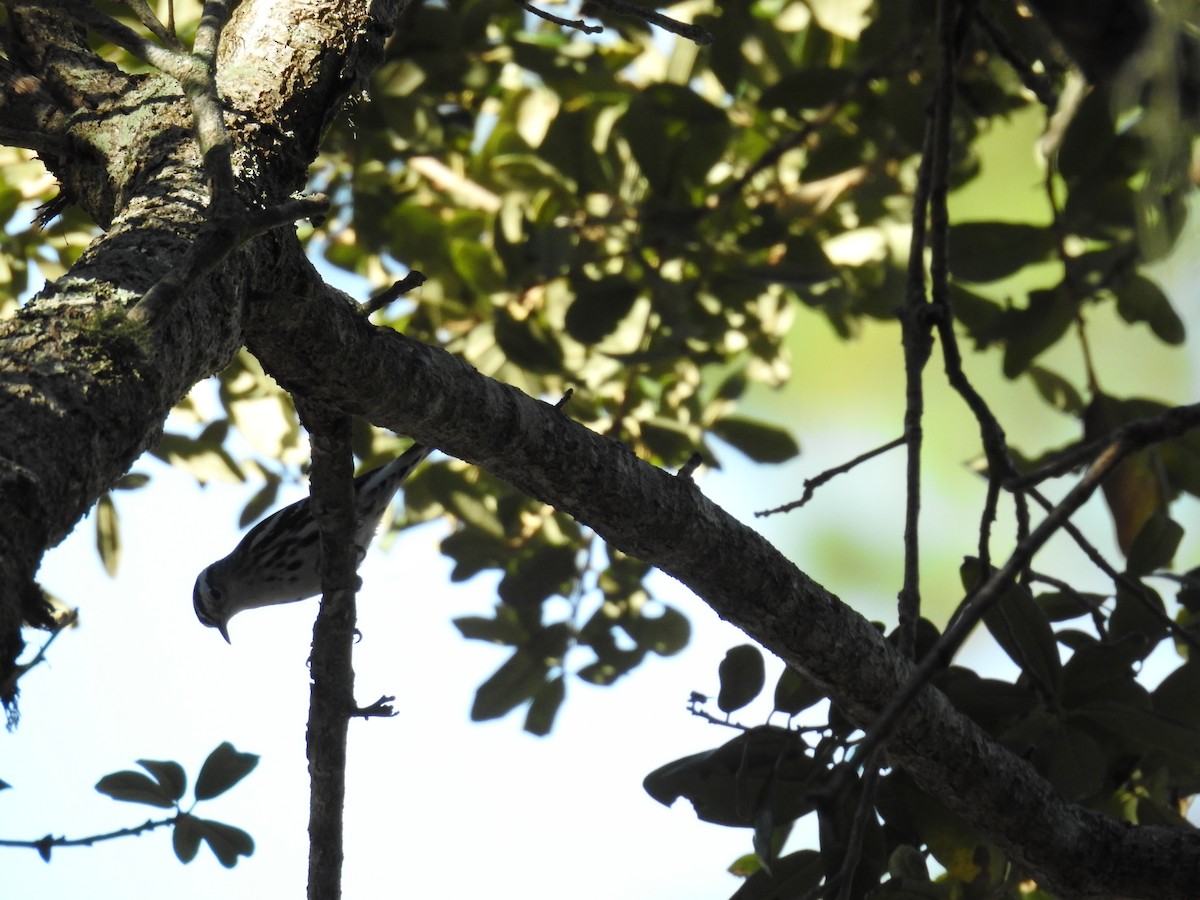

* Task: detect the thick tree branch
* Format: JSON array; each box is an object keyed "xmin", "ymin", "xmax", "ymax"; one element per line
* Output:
[{"xmin": 238, "ymin": 247, "xmax": 1200, "ymax": 899}]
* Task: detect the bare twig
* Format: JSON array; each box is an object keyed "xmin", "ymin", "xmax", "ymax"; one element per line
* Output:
[
  {"xmin": 1027, "ymin": 487, "xmax": 1200, "ymax": 654},
  {"xmin": 362, "ymin": 270, "xmax": 427, "ymax": 315},
  {"xmin": 756, "ymin": 436, "xmax": 904, "ymax": 517},
  {"xmin": 0, "ymin": 815, "xmax": 176, "ymax": 856},
  {"xmin": 851, "ymin": 413, "xmax": 1200, "ymax": 775},
  {"xmin": 518, "ymin": 0, "xmax": 601, "ymax": 35},
  {"xmin": 584, "ymin": 0, "xmax": 713, "ymax": 45}
]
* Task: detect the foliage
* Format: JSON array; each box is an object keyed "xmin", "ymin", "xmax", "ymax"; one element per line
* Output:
[
  {"xmin": 6, "ymin": 0, "xmax": 1200, "ymax": 895},
  {"xmin": 0, "ymin": 743, "xmax": 256, "ymax": 867}
]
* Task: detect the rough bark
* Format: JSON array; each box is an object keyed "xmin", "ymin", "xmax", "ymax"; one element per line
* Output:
[{"xmin": 1, "ymin": 0, "xmax": 1198, "ymax": 897}]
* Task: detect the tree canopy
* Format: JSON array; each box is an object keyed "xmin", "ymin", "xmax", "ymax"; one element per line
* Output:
[{"xmin": 4, "ymin": 0, "xmax": 1200, "ymax": 897}]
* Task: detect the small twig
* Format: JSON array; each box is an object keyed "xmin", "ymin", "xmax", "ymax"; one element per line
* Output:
[
  {"xmin": 849, "ymin": 430, "xmax": 1181, "ymax": 776},
  {"xmin": 677, "ymin": 452, "xmax": 703, "ymax": 481},
  {"xmin": 1, "ymin": 608, "xmax": 78, "ymax": 722},
  {"xmin": 362, "ymin": 270, "xmax": 427, "ymax": 315},
  {"xmin": 352, "ymin": 695, "xmax": 398, "ymax": 718},
  {"xmin": 584, "ymin": 0, "xmax": 713, "ymax": 45},
  {"xmin": 756, "ymin": 436, "xmax": 904, "ymax": 517},
  {"xmin": 120, "ymin": 0, "xmax": 181, "ymax": 49},
  {"xmin": 518, "ymin": 0, "xmax": 602, "ymax": 35},
  {"xmin": 0, "ymin": 816, "xmax": 176, "ymax": 857},
  {"xmin": 1027, "ymin": 487, "xmax": 1200, "ymax": 654},
  {"xmin": 553, "ymin": 388, "xmax": 573, "ymax": 410}
]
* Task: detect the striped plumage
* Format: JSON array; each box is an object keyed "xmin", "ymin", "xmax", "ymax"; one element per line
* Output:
[{"xmin": 193, "ymin": 443, "xmax": 431, "ymax": 642}]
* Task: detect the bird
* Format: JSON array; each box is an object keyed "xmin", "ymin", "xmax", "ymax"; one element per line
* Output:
[{"xmin": 193, "ymin": 442, "xmax": 431, "ymax": 642}]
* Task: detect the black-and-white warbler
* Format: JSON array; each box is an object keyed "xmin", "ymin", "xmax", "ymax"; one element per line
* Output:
[{"xmin": 193, "ymin": 442, "xmax": 431, "ymax": 642}]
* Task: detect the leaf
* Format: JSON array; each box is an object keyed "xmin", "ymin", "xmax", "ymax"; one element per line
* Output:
[
  {"xmin": 772, "ymin": 667, "xmax": 826, "ymax": 717},
  {"xmin": 710, "ymin": 418, "xmax": 800, "ymax": 463},
  {"xmin": 617, "ymin": 84, "xmax": 731, "ymax": 195},
  {"xmin": 728, "ymin": 850, "xmax": 824, "ymax": 900},
  {"xmin": 1114, "ymin": 274, "xmax": 1185, "ymax": 344},
  {"xmin": 946, "ymin": 222, "xmax": 1056, "ymax": 283},
  {"xmin": 238, "ymin": 478, "xmax": 281, "ymax": 529},
  {"xmin": 564, "ymin": 278, "xmax": 639, "ymax": 344},
  {"xmin": 452, "ymin": 613, "xmax": 527, "ymax": 646},
  {"xmin": 1026, "ymin": 366, "xmax": 1084, "ymax": 416},
  {"xmin": 95, "ymin": 771, "xmax": 177, "ymax": 808},
  {"xmin": 523, "ymin": 675, "xmax": 565, "ymax": 736},
  {"xmin": 1084, "ymin": 394, "xmax": 1170, "ymax": 554},
  {"xmin": 173, "ymin": 813, "xmax": 202, "ymax": 863},
  {"xmin": 625, "ymin": 604, "xmax": 691, "ymax": 656},
  {"xmin": 95, "ymin": 493, "xmax": 120, "ymax": 577},
  {"xmin": 190, "ymin": 817, "xmax": 255, "ymax": 868},
  {"xmin": 1001, "ymin": 289, "xmax": 1077, "ymax": 378},
  {"xmin": 498, "ymin": 544, "xmax": 579, "ymax": 607},
  {"xmin": 1124, "ymin": 511, "xmax": 1183, "ymax": 576},
  {"xmin": 1153, "ymin": 659, "xmax": 1200, "ymax": 729},
  {"xmin": 471, "ymin": 651, "xmax": 546, "ymax": 721},
  {"xmin": 962, "ymin": 559, "xmax": 1061, "ymax": 696},
  {"xmin": 137, "ymin": 759, "xmax": 186, "ymax": 803},
  {"xmin": 718, "ymin": 644, "xmax": 766, "ymax": 714},
  {"xmin": 194, "ymin": 743, "xmax": 259, "ymax": 802},
  {"xmin": 643, "ymin": 726, "xmax": 816, "ymax": 827}
]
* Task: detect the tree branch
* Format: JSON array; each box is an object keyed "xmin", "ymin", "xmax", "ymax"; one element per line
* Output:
[
  {"xmin": 238, "ymin": 245, "xmax": 1200, "ymax": 898},
  {"xmin": 298, "ymin": 403, "xmax": 358, "ymax": 900}
]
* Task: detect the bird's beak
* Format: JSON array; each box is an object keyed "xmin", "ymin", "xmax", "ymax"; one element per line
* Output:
[{"xmin": 218, "ymin": 622, "xmax": 231, "ymax": 644}]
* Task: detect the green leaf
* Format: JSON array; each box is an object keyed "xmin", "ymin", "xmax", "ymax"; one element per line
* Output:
[
  {"xmin": 238, "ymin": 479, "xmax": 281, "ymax": 529},
  {"xmin": 173, "ymin": 813, "xmax": 202, "ymax": 863},
  {"xmin": 190, "ymin": 817, "xmax": 255, "ymax": 868},
  {"xmin": 718, "ymin": 644, "xmax": 766, "ymax": 714},
  {"xmin": 95, "ymin": 771, "xmax": 177, "ymax": 808},
  {"xmin": 498, "ymin": 544, "xmax": 579, "ymax": 607},
  {"xmin": 1153, "ymin": 659, "xmax": 1200, "ymax": 729},
  {"xmin": 622, "ymin": 605, "xmax": 691, "ymax": 656},
  {"xmin": 1026, "ymin": 366, "xmax": 1084, "ymax": 416},
  {"xmin": 95, "ymin": 493, "xmax": 120, "ymax": 577},
  {"xmin": 493, "ymin": 309, "xmax": 565, "ymax": 373},
  {"xmin": 194, "ymin": 743, "xmax": 259, "ymax": 802},
  {"xmin": 617, "ymin": 84, "xmax": 731, "ymax": 195},
  {"xmin": 1124, "ymin": 512, "xmax": 1183, "ymax": 576},
  {"xmin": 643, "ymin": 726, "xmax": 816, "ymax": 827},
  {"xmin": 711, "ymin": 418, "xmax": 800, "ymax": 463},
  {"xmin": 523, "ymin": 675, "xmax": 565, "ymax": 736},
  {"xmin": 471, "ymin": 651, "xmax": 546, "ymax": 721},
  {"xmin": 137, "ymin": 759, "xmax": 186, "ymax": 803},
  {"xmin": 1114, "ymin": 275, "xmax": 1185, "ymax": 345},
  {"xmin": 1001, "ymin": 289, "xmax": 1077, "ymax": 378},
  {"xmin": 727, "ymin": 850, "xmax": 824, "ymax": 899},
  {"xmin": 772, "ymin": 667, "xmax": 826, "ymax": 717},
  {"xmin": 1108, "ymin": 582, "xmax": 1167, "ymax": 653},
  {"xmin": 963, "ymin": 559, "xmax": 1062, "ymax": 695},
  {"xmin": 453, "ymin": 613, "xmax": 527, "ymax": 645},
  {"xmin": 946, "ymin": 222, "xmax": 1056, "ymax": 283},
  {"xmin": 564, "ymin": 278, "xmax": 640, "ymax": 344},
  {"xmin": 114, "ymin": 472, "xmax": 150, "ymax": 490}
]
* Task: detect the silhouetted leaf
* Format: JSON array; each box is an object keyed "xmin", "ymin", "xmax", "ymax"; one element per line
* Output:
[
  {"xmin": 195, "ymin": 743, "xmax": 259, "ymax": 801},
  {"xmin": 96, "ymin": 771, "xmax": 176, "ymax": 808},
  {"xmin": 711, "ymin": 418, "xmax": 800, "ymax": 463},
  {"xmin": 947, "ymin": 222, "xmax": 1056, "ymax": 283},
  {"xmin": 718, "ymin": 644, "xmax": 766, "ymax": 713}
]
